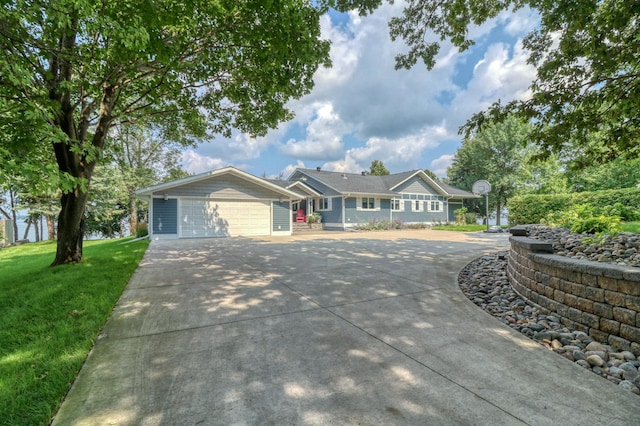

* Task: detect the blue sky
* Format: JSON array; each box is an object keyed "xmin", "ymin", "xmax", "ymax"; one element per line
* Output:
[{"xmin": 182, "ymin": 3, "xmax": 540, "ymax": 179}]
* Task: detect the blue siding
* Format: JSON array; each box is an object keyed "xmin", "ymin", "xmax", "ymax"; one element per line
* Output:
[
  {"xmin": 395, "ymin": 176, "xmax": 439, "ymax": 195},
  {"xmin": 345, "ymin": 197, "xmax": 392, "ymax": 225},
  {"xmin": 392, "ymin": 200, "xmax": 449, "ymax": 223},
  {"xmin": 152, "ymin": 198, "xmax": 178, "ymax": 234},
  {"xmin": 273, "ymin": 201, "xmax": 290, "ymax": 232},
  {"xmin": 449, "ymin": 201, "xmax": 463, "ymax": 222},
  {"xmin": 318, "ymin": 196, "xmax": 342, "ymax": 224}
]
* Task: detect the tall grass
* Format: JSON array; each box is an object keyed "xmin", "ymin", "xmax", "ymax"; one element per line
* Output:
[{"xmin": 0, "ymin": 238, "xmax": 149, "ymax": 425}]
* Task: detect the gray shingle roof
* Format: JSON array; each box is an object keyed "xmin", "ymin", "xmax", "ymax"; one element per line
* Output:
[
  {"xmin": 296, "ymin": 169, "xmax": 398, "ymax": 196},
  {"xmin": 293, "ymin": 168, "xmax": 476, "ymax": 198}
]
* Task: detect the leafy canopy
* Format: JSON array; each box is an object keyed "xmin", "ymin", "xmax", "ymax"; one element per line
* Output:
[{"xmin": 331, "ymin": 0, "xmax": 640, "ymax": 164}]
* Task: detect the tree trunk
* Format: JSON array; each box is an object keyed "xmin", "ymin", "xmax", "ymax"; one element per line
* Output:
[
  {"xmin": 46, "ymin": 214, "xmax": 57, "ymax": 240},
  {"xmin": 34, "ymin": 216, "xmax": 40, "ymax": 242},
  {"xmin": 23, "ymin": 220, "xmax": 31, "ymax": 240},
  {"xmin": 52, "ymin": 190, "xmax": 88, "ymax": 265},
  {"xmin": 496, "ymin": 200, "xmax": 502, "ymax": 226},
  {"xmin": 9, "ymin": 189, "xmax": 18, "ymax": 239},
  {"xmin": 129, "ymin": 193, "xmax": 138, "ymax": 236}
]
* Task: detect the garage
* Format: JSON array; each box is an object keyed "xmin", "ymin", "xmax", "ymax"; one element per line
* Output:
[
  {"xmin": 135, "ymin": 167, "xmax": 301, "ymax": 239},
  {"xmin": 180, "ymin": 199, "xmax": 270, "ymax": 237}
]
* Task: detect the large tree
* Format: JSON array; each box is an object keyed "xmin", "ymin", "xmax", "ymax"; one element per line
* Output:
[
  {"xmin": 333, "ymin": 0, "xmax": 640, "ymax": 164},
  {"xmin": 447, "ymin": 116, "xmax": 531, "ymax": 225},
  {"xmin": 369, "ymin": 159, "xmax": 390, "ymax": 176},
  {"xmin": 105, "ymin": 123, "xmax": 185, "ymax": 236},
  {"xmin": 0, "ymin": 1, "xmax": 330, "ymax": 265}
]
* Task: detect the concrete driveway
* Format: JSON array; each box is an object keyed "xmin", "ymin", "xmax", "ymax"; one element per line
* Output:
[{"xmin": 53, "ymin": 230, "xmax": 640, "ymax": 425}]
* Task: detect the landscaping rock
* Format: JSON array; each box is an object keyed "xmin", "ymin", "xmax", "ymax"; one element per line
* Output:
[{"xmin": 458, "ymin": 251, "xmax": 640, "ymax": 398}]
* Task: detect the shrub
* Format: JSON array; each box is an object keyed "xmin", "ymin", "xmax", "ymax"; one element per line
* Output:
[
  {"xmin": 454, "ymin": 207, "xmax": 467, "ymax": 225},
  {"xmin": 571, "ymin": 215, "xmax": 621, "ymax": 235},
  {"xmin": 508, "ymin": 187, "xmax": 640, "ymax": 225},
  {"xmin": 135, "ymin": 222, "xmax": 148, "ymax": 238},
  {"xmin": 464, "ymin": 212, "xmax": 478, "ymax": 225}
]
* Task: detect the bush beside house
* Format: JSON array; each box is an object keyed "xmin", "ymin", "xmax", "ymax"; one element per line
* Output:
[{"xmin": 508, "ymin": 188, "xmax": 640, "ymax": 226}]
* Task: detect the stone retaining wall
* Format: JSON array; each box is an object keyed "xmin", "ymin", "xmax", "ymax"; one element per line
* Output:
[{"xmin": 508, "ymin": 235, "xmax": 640, "ymax": 355}]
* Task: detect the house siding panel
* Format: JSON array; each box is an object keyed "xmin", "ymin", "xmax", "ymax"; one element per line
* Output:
[
  {"xmin": 291, "ymin": 173, "xmax": 341, "ymax": 197},
  {"xmin": 395, "ymin": 177, "xmax": 439, "ymax": 195},
  {"xmin": 345, "ymin": 197, "xmax": 391, "ymax": 225},
  {"xmin": 272, "ymin": 201, "xmax": 291, "ymax": 232},
  {"xmin": 449, "ymin": 201, "xmax": 463, "ymax": 222},
  {"xmin": 392, "ymin": 200, "xmax": 448, "ymax": 223},
  {"xmin": 319, "ymin": 196, "xmax": 343, "ymax": 224},
  {"xmin": 154, "ymin": 175, "xmax": 277, "ymax": 199},
  {"xmin": 152, "ymin": 198, "xmax": 178, "ymax": 234}
]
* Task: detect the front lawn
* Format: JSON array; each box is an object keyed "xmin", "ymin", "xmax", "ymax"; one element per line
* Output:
[
  {"xmin": 0, "ymin": 238, "xmax": 149, "ymax": 425},
  {"xmin": 432, "ymin": 224, "xmax": 507, "ymax": 232},
  {"xmin": 621, "ymin": 221, "xmax": 640, "ymax": 233}
]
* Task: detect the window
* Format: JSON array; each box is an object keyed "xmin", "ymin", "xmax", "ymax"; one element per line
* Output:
[
  {"xmin": 428, "ymin": 201, "xmax": 443, "ymax": 212},
  {"xmin": 292, "ymin": 201, "xmax": 299, "ymax": 211},
  {"xmin": 391, "ymin": 198, "xmax": 403, "ymax": 211},
  {"xmin": 318, "ymin": 197, "xmax": 331, "ymax": 211},
  {"xmin": 357, "ymin": 197, "xmax": 378, "ymax": 211},
  {"xmin": 412, "ymin": 200, "xmax": 424, "ymax": 212}
]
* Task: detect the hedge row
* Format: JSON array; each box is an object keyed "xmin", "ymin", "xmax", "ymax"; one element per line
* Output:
[{"xmin": 507, "ymin": 188, "xmax": 640, "ymax": 225}]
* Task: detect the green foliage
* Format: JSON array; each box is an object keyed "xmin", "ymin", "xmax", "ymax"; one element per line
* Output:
[
  {"xmin": 509, "ymin": 188, "xmax": 640, "ymax": 225},
  {"xmin": 454, "ymin": 207, "xmax": 467, "ymax": 224},
  {"xmin": 621, "ymin": 222, "xmax": 640, "ymax": 234},
  {"xmin": 0, "ymin": 238, "xmax": 149, "ymax": 425},
  {"xmin": 307, "ymin": 212, "xmax": 322, "ymax": 223},
  {"xmin": 465, "ymin": 212, "xmax": 479, "ymax": 225},
  {"xmin": 135, "ymin": 223, "xmax": 149, "ymax": 238},
  {"xmin": 369, "ymin": 160, "xmax": 390, "ymax": 176},
  {"xmin": 1, "ymin": 0, "xmax": 331, "ymax": 263},
  {"xmin": 447, "ymin": 116, "xmax": 533, "ymax": 225},
  {"xmin": 569, "ymin": 157, "xmax": 640, "ymax": 192},
  {"xmin": 334, "ymin": 0, "xmax": 640, "ymax": 165},
  {"xmin": 431, "ymin": 224, "xmax": 490, "ymax": 232},
  {"xmin": 356, "ymin": 219, "xmax": 404, "ymax": 230}
]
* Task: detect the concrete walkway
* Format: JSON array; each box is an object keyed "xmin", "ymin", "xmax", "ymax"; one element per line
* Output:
[{"xmin": 53, "ymin": 230, "xmax": 640, "ymax": 425}]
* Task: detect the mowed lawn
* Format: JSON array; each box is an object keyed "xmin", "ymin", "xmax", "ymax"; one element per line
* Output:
[{"xmin": 0, "ymin": 238, "xmax": 149, "ymax": 425}]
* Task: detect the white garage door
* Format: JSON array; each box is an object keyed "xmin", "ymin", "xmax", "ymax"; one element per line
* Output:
[{"xmin": 180, "ymin": 199, "xmax": 270, "ymax": 237}]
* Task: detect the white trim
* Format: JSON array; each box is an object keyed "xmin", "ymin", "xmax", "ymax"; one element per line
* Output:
[
  {"xmin": 317, "ymin": 196, "xmax": 332, "ymax": 211},
  {"xmin": 411, "ymin": 200, "xmax": 424, "ymax": 212},
  {"xmin": 391, "ymin": 198, "xmax": 404, "ymax": 212},
  {"xmin": 136, "ymin": 166, "xmax": 303, "ymax": 200},
  {"xmin": 427, "ymin": 200, "xmax": 443, "ymax": 212},
  {"xmin": 356, "ymin": 196, "xmax": 380, "ymax": 211}
]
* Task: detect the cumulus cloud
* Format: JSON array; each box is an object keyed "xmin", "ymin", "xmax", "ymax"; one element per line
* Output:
[
  {"xmin": 281, "ymin": 160, "xmax": 307, "ymax": 180},
  {"xmin": 186, "ymin": 5, "xmax": 539, "ymax": 177},
  {"xmin": 182, "ymin": 150, "xmax": 230, "ymax": 175},
  {"xmin": 320, "ymin": 123, "xmax": 452, "ymax": 173},
  {"xmin": 280, "ymin": 102, "xmax": 346, "ymax": 161},
  {"xmin": 430, "ymin": 154, "xmax": 456, "ymax": 177}
]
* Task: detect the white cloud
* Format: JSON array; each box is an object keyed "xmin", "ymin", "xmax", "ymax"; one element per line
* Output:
[
  {"xmin": 450, "ymin": 39, "xmax": 535, "ymax": 119},
  {"xmin": 281, "ymin": 160, "xmax": 306, "ymax": 180},
  {"xmin": 320, "ymin": 123, "xmax": 452, "ymax": 173},
  {"xmin": 280, "ymin": 102, "xmax": 346, "ymax": 160},
  {"xmin": 430, "ymin": 154, "xmax": 455, "ymax": 177},
  {"xmin": 181, "ymin": 150, "xmax": 230, "ymax": 175}
]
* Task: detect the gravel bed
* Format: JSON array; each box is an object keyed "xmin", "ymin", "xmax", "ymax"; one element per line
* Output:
[
  {"xmin": 458, "ymin": 251, "xmax": 640, "ymax": 396},
  {"xmin": 526, "ymin": 225, "xmax": 640, "ymax": 267}
]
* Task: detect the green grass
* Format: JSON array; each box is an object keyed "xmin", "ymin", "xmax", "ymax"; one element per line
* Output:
[
  {"xmin": 621, "ymin": 221, "xmax": 640, "ymax": 233},
  {"xmin": 0, "ymin": 238, "xmax": 149, "ymax": 425},
  {"xmin": 431, "ymin": 224, "xmax": 506, "ymax": 232}
]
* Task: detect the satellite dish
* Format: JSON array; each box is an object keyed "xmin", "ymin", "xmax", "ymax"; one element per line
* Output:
[{"xmin": 472, "ymin": 180, "xmax": 491, "ymax": 195}]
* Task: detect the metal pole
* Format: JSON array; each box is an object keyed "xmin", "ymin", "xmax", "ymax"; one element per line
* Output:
[{"xmin": 485, "ymin": 193, "xmax": 489, "ymax": 232}]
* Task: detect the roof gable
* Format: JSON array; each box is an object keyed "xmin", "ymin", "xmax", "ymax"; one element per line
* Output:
[
  {"xmin": 289, "ymin": 168, "xmax": 476, "ymax": 199},
  {"xmin": 292, "ymin": 169, "xmax": 397, "ymax": 196},
  {"xmin": 135, "ymin": 166, "xmax": 303, "ymax": 200}
]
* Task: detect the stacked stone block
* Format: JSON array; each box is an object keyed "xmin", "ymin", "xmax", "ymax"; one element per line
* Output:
[{"xmin": 507, "ymin": 236, "xmax": 640, "ymax": 356}]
